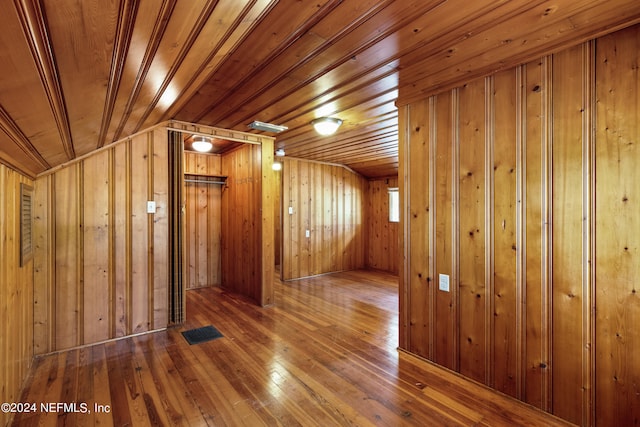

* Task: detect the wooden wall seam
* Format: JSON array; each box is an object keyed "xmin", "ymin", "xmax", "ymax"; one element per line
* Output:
[
  {"xmin": 451, "ymin": 88, "xmax": 460, "ymax": 372},
  {"xmin": 108, "ymin": 147, "xmax": 115, "ymax": 339},
  {"xmin": 428, "ymin": 96, "xmax": 437, "ymax": 361},
  {"xmin": 399, "ymin": 104, "xmax": 410, "ymax": 350},
  {"xmin": 485, "ymin": 75, "xmax": 496, "ymax": 388},
  {"xmin": 581, "ymin": 40, "xmax": 596, "ymax": 427},
  {"xmin": 126, "ymin": 138, "xmax": 133, "ymax": 337},
  {"xmin": 147, "ymin": 132, "xmax": 155, "ymax": 330},
  {"xmin": 515, "ymin": 64, "xmax": 526, "ymax": 401},
  {"xmin": 541, "ymin": 53, "xmax": 553, "ymax": 414}
]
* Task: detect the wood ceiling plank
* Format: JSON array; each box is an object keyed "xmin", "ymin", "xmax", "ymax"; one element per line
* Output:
[
  {"xmin": 0, "ymin": 105, "xmax": 49, "ymax": 174},
  {"xmin": 176, "ymin": 0, "xmax": 339, "ymax": 122},
  {"xmin": 398, "ymin": 0, "xmax": 640, "ymax": 105},
  {"xmin": 243, "ymin": 69, "xmax": 398, "ymax": 138},
  {"xmin": 199, "ymin": 0, "xmax": 443, "ymax": 129},
  {"xmin": 159, "ymin": 0, "xmax": 277, "ymax": 124},
  {"xmin": 14, "ymin": 0, "xmax": 75, "ymax": 160},
  {"xmin": 195, "ymin": 0, "xmax": 398, "ymax": 125},
  {"xmin": 97, "ymin": 0, "xmax": 138, "ymax": 148},
  {"xmin": 110, "ymin": 0, "xmax": 178, "ymax": 141},
  {"xmin": 42, "ymin": 0, "xmax": 122, "ymax": 156}
]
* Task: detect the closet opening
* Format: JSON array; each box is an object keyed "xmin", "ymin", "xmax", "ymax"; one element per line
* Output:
[{"xmin": 167, "ymin": 124, "xmax": 276, "ymax": 325}]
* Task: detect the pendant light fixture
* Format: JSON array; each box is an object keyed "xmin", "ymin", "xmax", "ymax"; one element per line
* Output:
[{"xmin": 311, "ymin": 117, "xmax": 342, "ymax": 135}]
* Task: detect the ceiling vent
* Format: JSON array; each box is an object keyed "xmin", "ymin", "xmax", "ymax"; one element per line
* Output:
[{"xmin": 248, "ymin": 120, "xmax": 288, "ymax": 133}]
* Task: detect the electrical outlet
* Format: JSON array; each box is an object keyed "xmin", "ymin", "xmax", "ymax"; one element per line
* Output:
[
  {"xmin": 439, "ymin": 274, "xmax": 450, "ymax": 292},
  {"xmin": 147, "ymin": 201, "xmax": 156, "ymax": 214}
]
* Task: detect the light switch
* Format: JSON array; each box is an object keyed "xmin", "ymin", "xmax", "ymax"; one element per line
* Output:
[
  {"xmin": 288, "ymin": 206, "xmax": 294, "ymax": 215},
  {"xmin": 305, "ymin": 229, "xmax": 310, "ymax": 238},
  {"xmin": 439, "ymin": 274, "xmax": 450, "ymax": 292},
  {"xmin": 147, "ymin": 201, "xmax": 156, "ymax": 214}
]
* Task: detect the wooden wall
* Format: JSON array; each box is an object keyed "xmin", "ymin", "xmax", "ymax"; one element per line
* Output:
[
  {"xmin": 0, "ymin": 164, "xmax": 34, "ymax": 427},
  {"xmin": 274, "ymin": 164, "xmax": 281, "ymax": 267},
  {"xmin": 33, "ymin": 128, "xmax": 169, "ymax": 354},
  {"xmin": 398, "ymin": 24, "xmax": 640, "ymax": 426},
  {"xmin": 184, "ymin": 151, "xmax": 222, "ymax": 289},
  {"xmin": 365, "ymin": 177, "xmax": 399, "ymax": 274},
  {"xmin": 221, "ymin": 141, "xmax": 275, "ymax": 305},
  {"xmin": 281, "ymin": 158, "xmax": 366, "ymax": 281}
]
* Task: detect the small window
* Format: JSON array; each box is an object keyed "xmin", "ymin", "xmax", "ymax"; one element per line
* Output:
[
  {"xmin": 388, "ymin": 187, "xmax": 399, "ymax": 223},
  {"xmin": 20, "ymin": 183, "xmax": 34, "ymax": 266}
]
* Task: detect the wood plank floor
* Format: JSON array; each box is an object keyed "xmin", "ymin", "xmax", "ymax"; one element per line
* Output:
[{"xmin": 12, "ymin": 270, "xmax": 572, "ymax": 426}]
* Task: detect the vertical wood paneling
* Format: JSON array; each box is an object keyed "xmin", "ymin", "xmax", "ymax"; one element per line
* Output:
[
  {"xmin": 260, "ymin": 138, "xmax": 275, "ymax": 306},
  {"xmin": 492, "ymin": 69, "xmax": 518, "ymax": 397},
  {"xmin": 595, "ymin": 25, "xmax": 640, "ymax": 427},
  {"xmin": 551, "ymin": 44, "xmax": 586, "ymax": 425},
  {"xmin": 407, "ymin": 100, "xmax": 430, "ymax": 358},
  {"xmin": 54, "ymin": 164, "xmax": 81, "ymax": 349},
  {"xmin": 183, "ymin": 151, "xmax": 222, "ymax": 289},
  {"xmin": 457, "ymin": 79, "xmax": 487, "ymax": 383},
  {"xmin": 365, "ymin": 177, "xmax": 399, "ymax": 274},
  {"xmin": 83, "ymin": 151, "xmax": 110, "ymax": 343},
  {"xmin": 130, "ymin": 133, "xmax": 150, "ymax": 333},
  {"xmin": 152, "ymin": 128, "xmax": 169, "ymax": 327},
  {"xmin": 398, "ymin": 105, "xmax": 409, "ymax": 350},
  {"xmin": 33, "ymin": 127, "xmax": 170, "ymax": 353},
  {"xmin": 281, "ymin": 158, "xmax": 366, "ymax": 281},
  {"xmin": 113, "ymin": 142, "xmax": 130, "ymax": 338},
  {"xmin": 522, "ymin": 57, "xmax": 547, "ymax": 410},
  {"xmin": 0, "ymin": 164, "xmax": 34, "ymax": 427},
  {"xmin": 399, "ymin": 25, "xmax": 640, "ymax": 427},
  {"xmin": 274, "ymin": 163, "xmax": 282, "ymax": 267},
  {"xmin": 434, "ymin": 93, "xmax": 455, "ymax": 369},
  {"xmin": 34, "ymin": 174, "xmax": 54, "ymax": 354},
  {"xmin": 221, "ymin": 144, "xmax": 263, "ymax": 302}
]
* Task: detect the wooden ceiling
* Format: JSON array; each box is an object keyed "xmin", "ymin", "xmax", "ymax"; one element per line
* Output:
[{"xmin": 1, "ymin": 0, "xmax": 639, "ymax": 179}]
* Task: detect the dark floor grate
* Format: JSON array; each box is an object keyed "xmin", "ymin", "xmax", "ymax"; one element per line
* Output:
[{"xmin": 181, "ymin": 325, "xmax": 223, "ymax": 345}]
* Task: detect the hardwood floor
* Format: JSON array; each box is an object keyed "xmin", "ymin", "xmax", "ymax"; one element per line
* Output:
[{"xmin": 13, "ymin": 270, "xmax": 572, "ymax": 426}]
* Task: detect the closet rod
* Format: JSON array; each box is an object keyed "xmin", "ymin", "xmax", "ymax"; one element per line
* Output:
[{"xmin": 184, "ymin": 178, "xmax": 227, "ymax": 185}]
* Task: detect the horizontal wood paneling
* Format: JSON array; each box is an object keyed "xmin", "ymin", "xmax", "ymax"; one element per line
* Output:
[
  {"xmin": 281, "ymin": 158, "xmax": 366, "ymax": 280},
  {"xmin": 183, "ymin": 151, "xmax": 222, "ymax": 290},
  {"xmin": 399, "ymin": 25, "xmax": 640, "ymax": 427},
  {"xmin": 365, "ymin": 177, "xmax": 399, "ymax": 274},
  {"xmin": 33, "ymin": 128, "xmax": 170, "ymax": 354},
  {"xmin": 0, "ymin": 164, "xmax": 34, "ymax": 427}
]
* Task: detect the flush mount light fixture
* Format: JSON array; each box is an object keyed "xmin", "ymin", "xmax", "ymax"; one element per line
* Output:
[
  {"xmin": 191, "ymin": 136, "xmax": 213, "ymax": 152},
  {"xmin": 248, "ymin": 120, "xmax": 288, "ymax": 133},
  {"xmin": 275, "ymin": 148, "xmax": 285, "ymax": 157},
  {"xmin": 311, "ymin": 117, "xmax": 342, "ymax": 135}
]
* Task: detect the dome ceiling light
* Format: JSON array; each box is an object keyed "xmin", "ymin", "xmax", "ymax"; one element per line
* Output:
[
  {"xmin": 311, "ymin": 117, "xmax": 342, "ymax": 136},
  {"xmin": 191, "ymin": 136, "xmax": 213, "ymax": 152}
]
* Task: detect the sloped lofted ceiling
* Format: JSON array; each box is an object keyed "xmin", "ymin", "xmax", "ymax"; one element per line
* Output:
[{"xmin": 1, "ymin": 0, "xmax": 639, "ymax": 179}]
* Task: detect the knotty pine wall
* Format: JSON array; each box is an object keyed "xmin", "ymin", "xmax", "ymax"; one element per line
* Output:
[
  {"xmin": 398, "ymin": 24, "xmax": 640, "ymax": 427},
  {"xmin": 365, "ymin": 177, "xmax": 399, "ymax": 274},
  {"xmin": 281, "ymin": 158, "xmax": 366, "ymax": 280},
  {"xmin": 184, "ymin": 151, "xmax": 222, "ymax": 289},
  {"xmin": 0, "ymin": 164, "xmax": 34, "ymax": 427},
  {"xmin": 221, "ymin": 142, "xmax": 275, "ymax": 305},
  {"xmin": 33, "ymin": 128, "xmax": 169, "ymax": 354}
]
